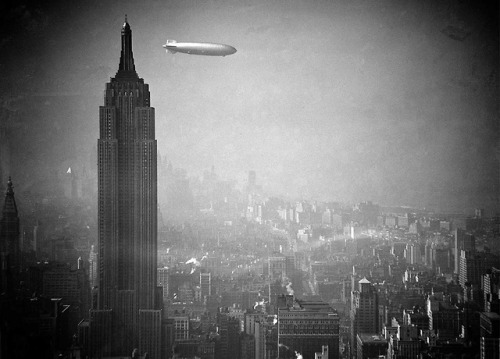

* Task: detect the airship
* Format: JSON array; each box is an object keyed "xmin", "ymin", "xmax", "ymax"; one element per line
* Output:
[{"xmin": 163, "ymin": 40, "xmax": 237, "ymax": 56}]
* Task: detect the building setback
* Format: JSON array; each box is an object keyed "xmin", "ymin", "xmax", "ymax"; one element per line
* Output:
[{"xmin": 89, "ymin": 18, "xmax": 161, "ymax": 358}]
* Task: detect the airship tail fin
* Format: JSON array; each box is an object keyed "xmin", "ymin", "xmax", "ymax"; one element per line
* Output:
[{"xmin": 164, "ymin": 39, "xmax": 178, "ymax": 54}]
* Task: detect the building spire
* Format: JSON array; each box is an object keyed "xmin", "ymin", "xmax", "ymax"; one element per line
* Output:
[
  {"xmin": 118, "ymin": 15, "xmax": 137, "ymax": 76},
  {"xmin": 6, "ymin": 177, "xmax": 13, "ymax": 195},
  {"xmin": 1, "ymin": 176, "xmax": 20, "ymax": 293},
  {"xmin": 2, "ymin": 177, "xmax": 17, "ymax": 217}
]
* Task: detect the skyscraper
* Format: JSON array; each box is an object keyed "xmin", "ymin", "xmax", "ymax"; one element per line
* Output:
[
  {"xmin": 200, "ymin": 271, "xmax": 212, "ymax": 299},
  {"xmin": 350, "ymin": 278, "xmax": 379, "ymax": 358},
  {"xmin": 454, "ymin": 228, "xmax": 475, "ymax": 274},
  {"xmin": 157, "ymin": 267, "xmax": 169, "ymax": 303},
  {"xmin": 90, "ymin": 18, "xmax": 161, "ymax": 358},
  {"xmin": 0, "ymin": 177, "xmax": 20, "ymax": 294}
]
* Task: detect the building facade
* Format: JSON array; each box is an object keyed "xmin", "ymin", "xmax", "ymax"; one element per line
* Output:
[
  {"xmin": 90, "ymin": 18, "xmax": 161, "ymax": 357},
  {"xmin": 157, "ymin": 267, "xmax": 169, "ymax": 302},
  {"xmin": 278, "ymin": 295, "xmax": 340, "ymax": 359},
  {"xmin": 479, "ymin": 312, "xmax": 500, "ymax": 359},
  {"xmin": 350, "ymin": 278, "xmax": 379, "ymax": 358},
  {"xmin": 200, "ymin": 272, "xmax": 212, "ymax": 299},
  {"xmin": 356, "ymin": 334, "xmax": 388, "ymax": 359}
]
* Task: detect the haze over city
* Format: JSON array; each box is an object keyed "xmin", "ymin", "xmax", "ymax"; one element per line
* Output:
[
  {"xmin": 1, "ymin": 1, "xmax": 500, "ymax": 359},
  {"xmin": 0, "ymin": 0, "xmax": 498, "ymax": 213}
]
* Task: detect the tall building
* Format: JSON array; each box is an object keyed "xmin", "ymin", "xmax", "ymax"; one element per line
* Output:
[
  {"xmin": 482, "ymin": 268, "xmax": 500, "ymax": 313},
  {"xmin": 454, "ymin": 229, "xmax": 475, "ymax": 274},
  {"xmin": 268, "ymin": 252, "xmax": 287, "ymax": 281},
  {"xmin": 0, "ymin": 177, "xmax": 20, "ymax": 293},
  {"xmin": 216, "ymin": 308, "xmax": 241, "ymax": 359},
  {"xmin": 42, "ymin": 262, "xmax": 90, "ymax": 330},
  {"xmin": 240, "ymin": 333, "xmax": 256, "ymax": 359},
  {"xmin": 90, "ymin": 18, "xmax": 161, "ymax": 357},
  {"xmin": 157, "ymin": 267, "xmax": 169, "ymax": 303},
  {"xmin": 479, "ymin": 312, "xmax": 500, "ymax": 359},
  {"xmin": 200, "ymin": 271, "xmax": 212, "ymax": 299},
  {"xmin": 404, "ymin": 242, "xmax": 420, "ymax": 265},
  {"xmin": 459, "ymin": 250, "xmax": 499, "ymax": 291},
  {"xmin": 426, "ymin": 294, "xmax": 462, "ymax": 340},
  {"xmin": 350, "ymin": 278, "xmax": 379, "ymax": 358}
]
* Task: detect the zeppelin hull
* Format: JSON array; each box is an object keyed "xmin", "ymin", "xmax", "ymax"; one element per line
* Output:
[{"xmin": 163, "ymin": 41, "xmax": 236, "ymax": 56}]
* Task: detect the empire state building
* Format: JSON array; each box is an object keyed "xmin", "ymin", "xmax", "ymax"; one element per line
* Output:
[{"xmin": 90, "ymin": 18, "xmax": 162, "ymax": 358}]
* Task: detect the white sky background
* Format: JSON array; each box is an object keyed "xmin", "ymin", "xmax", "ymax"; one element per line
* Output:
[{"xmin": 1, "ymin": 0, "xmax": 498, "ymax": 213}]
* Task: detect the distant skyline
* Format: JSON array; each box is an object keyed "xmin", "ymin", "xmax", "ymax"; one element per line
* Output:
[{"xmin": 0, "ymin": 0, "xmax": 498, "ymax": 214}]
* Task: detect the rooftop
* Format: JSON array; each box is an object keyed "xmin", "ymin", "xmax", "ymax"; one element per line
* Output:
[
  {"xmin": 281, "ymin": 299, "xmax": 337, "ymax": 314},
  {"xmin": 358, "ymin": 333, "xmax": 388, "ymax": 343},
  {"xmin": 480, "ymin": 312, "xmax": 500, "ymax": 320}
]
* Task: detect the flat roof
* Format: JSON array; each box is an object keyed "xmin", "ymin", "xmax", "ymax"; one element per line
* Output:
[
  {"xmin": 480, "ymin": 312, "xmax": 500, "ymax": 320},
  {"xmin": 358, "ymin": 334, "xmax": 388, "ymax": 343}
]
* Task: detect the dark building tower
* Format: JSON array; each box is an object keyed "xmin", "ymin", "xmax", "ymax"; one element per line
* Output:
[
  {"xmin": 91, "ymin": 18, "xmax": 161, "ymax": 358},
  {"xmin": 350, "ymin": 278, "xmax": 379, "ymax": 358},
  {"xmin": 0, "ymin": 177, "xmax": 20, "ymax": 293}
]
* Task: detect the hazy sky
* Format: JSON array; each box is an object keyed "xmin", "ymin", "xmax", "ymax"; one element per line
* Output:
[{"xmin": 0, "ymin": 0, "xmax": 498, "ymax": 213}]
